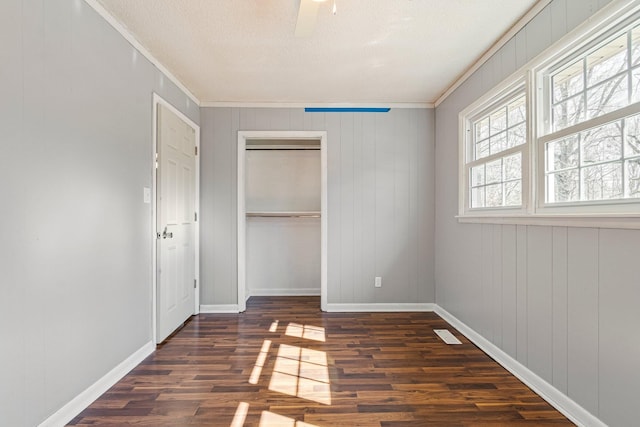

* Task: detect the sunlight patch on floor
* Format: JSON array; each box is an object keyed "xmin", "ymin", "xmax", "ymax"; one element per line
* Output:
[
  {"xmin": 285, "ymin": 322, "xmax": 326, "ymax": 342},
  {"xmin": 268, "ymin": 344, "xmax": 331, "ymax": 405},
  {"xmin": 259, "ymin": 410, "xmax": 318, "ymax": 427},
  {"xmin": 230, "ymin": 402, "xmax": 249, "ymax": 427},
  {"xmin": 249, "ymin": 340, "xmax": 272, "ymax": 384},
  {"xmin": 269, "ymin": 320, "xmax": 279, "ymax": 333}
]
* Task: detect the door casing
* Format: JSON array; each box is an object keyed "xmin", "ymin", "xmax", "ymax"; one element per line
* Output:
[
  {"xmin": 237, "ymin": 131, "xmax": 328, "ymax": 312},
  {"xmin": 152, "ymin": 93, "xmax": 200, "ymax": 344}
]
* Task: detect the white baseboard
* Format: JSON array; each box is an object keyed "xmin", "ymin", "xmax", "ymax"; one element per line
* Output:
[
  {"xmin": 38, "ymin": 341, "xmax": 155, "ymax": 427},
  {"xmin": 248, "ymin": 288, "xmax": 321, "ymax": 297},
  {"xmin": 433, "ymin": 305, "xmax": 605, "ymax": 427},
  {"xmin": 199, "ymin": 304, "xmax": 240, "ymax": 313},
  {"xmin": 325, "ymin": 303, "xmax": 437, "ymax": 312}
]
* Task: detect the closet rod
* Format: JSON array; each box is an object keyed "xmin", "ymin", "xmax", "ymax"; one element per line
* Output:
[
  {"xmin": 246, "ymin": 212, "xmax": 321, "ymax": 218},
  {"xmin": 246, "ymin": 147, "xmax": 320, "ymax": 151}
]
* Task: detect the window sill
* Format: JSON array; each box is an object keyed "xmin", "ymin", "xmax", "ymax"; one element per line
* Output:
[{"xmin": 456, "ymin": 213, "xmax": 640, "ymax": 230}]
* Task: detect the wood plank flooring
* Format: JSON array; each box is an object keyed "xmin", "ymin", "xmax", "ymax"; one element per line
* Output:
[{"xmin": 69, "ymin": 296, "xmax": 573, "ymax": 426}]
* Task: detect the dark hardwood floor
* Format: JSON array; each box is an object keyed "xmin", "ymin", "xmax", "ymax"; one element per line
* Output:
[{"xmin": 69, "ymin": 296, "xmax": 573, "ymax": 426}]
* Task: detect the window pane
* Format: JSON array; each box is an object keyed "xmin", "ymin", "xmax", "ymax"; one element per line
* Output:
[
  {"xmin": 485, "ymin": 183, "xmax": 503, "ymax": 207},
  {"xmin": 547, "ymin": 136, "xmax": 579, "ymax": 171},
  {"xmin": 633, "ymin": 25, "xmax": 640, "ymax": 66},
  {"xmin": 471, "ymin": 186, "xmax": 485, "ymax": 208},
  {"xmin": 504, "ymin": 153, "xmax": 521, "ymax": 181},
  {"xmin": 632, "ymin": 66, "xmax": 640, "ymax": 103},
  {"xmin": 507, "ymin": 123, "xmax": 526, "ymax": 148},
  {"xmin": 475, "ymin": 118, "xmax": 490, "ymax": 141},
  {"xmin": 553, "ymin": 60, "xmax": 584, "ymax": 103},
  {"xmin": 547, "ymin": 169, "xmax": 580, "ymax": 203},
  {"xmin": 490, "ymin": 132, "xmax": 507, "ymax": 154},
  {"xmin": 553, "ymin": 95, "xmax": 584, "ymax": 131},
  {"xmin": 508, "ymin": 96, "xmax": 526, "ymax": 125},
  {"xmin": 471, "ymin": 165, "xmax": 485, "ymax": 187},
  {"xmin": 581, "ymin": 121, "xmax": 622, "ymax": 164},
  {"xmin": 504, "ymin": 181, "xmax": 522, "ymax": 206},
  {"xmin": 586, "ymin": 34, "xmax": 627, "ymax": 87},
  {"xmin": 586, "ymin": 75, "xmax": 628, "ymax": 120},
  {"xmin": 582, "ymin": 162, "xmax": 623, "ymax": 200},
  {"xmin": 476, "ymin": 139, "xmax": 490, "ymax": 160},
  {"xmin": 626, "ymin": 158, "xmax": 640, "ymax": 198},
  {"xmin": 625, "ymin": 113, "xmax": 640, "ymax": 157},
  {"xmin": 490, "ymin": 108, "xmax": 507, "ymax": 135},
  {"xmin": 486, "ymin": 159, "xmax": 502, "ymax": 184}
]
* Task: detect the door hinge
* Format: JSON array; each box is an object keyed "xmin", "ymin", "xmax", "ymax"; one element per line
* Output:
[
  {"xmin": 194, "ymin": 212, "xmax": 198, "ymax": 221},
  {"xmin": 194, "ymin": 279, "xmax": 197, "ymax": 289},
  {"xmin": 195, "ymin": 146, "xmax": 198, "ymax": 156}
]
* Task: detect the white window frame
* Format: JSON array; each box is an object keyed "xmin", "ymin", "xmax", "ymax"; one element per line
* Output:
[
  {"xmin": 458, "ymin": 74, "xmax": 530, "ymax": 217},
  {"xmin": 535, "ymin": 10, "xmax": 640, "ymax": 215},
  {"xmin": 457, "ymin": 0, "xmax": 640, "ymax": 229}
]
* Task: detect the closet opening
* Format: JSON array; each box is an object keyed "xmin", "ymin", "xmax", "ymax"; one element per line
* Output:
[{"xmin": 237, "ymin": 131, "xmax": 328, "ymax": 312}]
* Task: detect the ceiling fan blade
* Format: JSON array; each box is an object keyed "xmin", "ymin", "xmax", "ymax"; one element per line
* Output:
[{"xmin": 295, "ymin": 0, "xmax": 320, "ymax": 37}]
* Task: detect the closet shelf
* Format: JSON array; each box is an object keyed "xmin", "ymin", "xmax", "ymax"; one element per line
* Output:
[{"xmin": 246, "ymin": 211, "xmax": 321, "ymax": 218}]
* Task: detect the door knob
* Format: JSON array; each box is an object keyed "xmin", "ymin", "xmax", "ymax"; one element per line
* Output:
[{"xmin": 162, "ymin": 226, "xmax": 173, "ymax": 239}]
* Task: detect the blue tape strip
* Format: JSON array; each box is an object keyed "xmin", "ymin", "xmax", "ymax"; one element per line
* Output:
[{"xmin": 304, "ymin": 107, "xmax": 390, "ymax": 113}]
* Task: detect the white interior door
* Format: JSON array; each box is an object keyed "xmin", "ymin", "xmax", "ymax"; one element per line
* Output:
[{"xmin": 157, "ymin": 104, "xmax": 196, "ymax": 343}]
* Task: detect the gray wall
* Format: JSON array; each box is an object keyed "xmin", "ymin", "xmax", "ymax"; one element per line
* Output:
[
  {"xmin": 200, "ymin": 108, "xmax": 435, "ymax": 305},
  {"xmin": 0, "ymin": 1, "xmax": 199, "ymax": 426},
  {"xmin": 434, "ymin": 0, "xmax": 639, "ymax": 425}
]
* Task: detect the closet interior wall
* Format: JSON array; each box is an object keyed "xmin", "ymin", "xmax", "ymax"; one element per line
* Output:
[{"xmin": 245, "ymin": 140, "xmax": 321, "ymax": 297}]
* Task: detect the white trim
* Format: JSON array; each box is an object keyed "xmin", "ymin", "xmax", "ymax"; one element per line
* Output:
[
  {"xmin": 151, "ymin": 98, "xmax": 158, "ymax": 344},
  {"xmin": 433, "ymin": 306, "xmax": 606, "ymax": 427},
  {"xmin": 320, "ymin": 134, "xmax": 328, "ymax": 312},
  {"xmin": 83, "ymin": 0, "xmax": 200, "ymax": 106},
  {"xmin": 325, "ymin": 303, "xmax": 437, "ymax": 312},
  {"xmin": 237, "ymin": 131, "xmax": 328, "ymax": 312},
  {"xmin": 199, "ymin": 304, "xmax": 241, "ymax": 314},
  {"xmin": 248, "ymin": 288, "xmax": 321, "ymax": 297},
  {"xmin": 457, "ymin": 213, "xmax": 640, "ymax": 229},
  {"xmin": 38, "ymin": 341, "xmax": 154, "ymax": 427},
  {"xmin": 435, "ymin": 0, "xmax": 553, "ymax": 107},
  {"xmin": 201, "ymin": 101, "xmax": 433, "ymax": 109},
  {"xmin": 152, "ymin": 94, "xmax": 201, "ymax": 343},
  {"xmin": 237, "ymin": 136, "xmax": 247, "ymax": 312}
]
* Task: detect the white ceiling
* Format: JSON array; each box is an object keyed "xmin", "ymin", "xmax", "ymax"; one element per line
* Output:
[{"xmin": 95, "ymin": 0, "xmax": 539, "ymax": 105}]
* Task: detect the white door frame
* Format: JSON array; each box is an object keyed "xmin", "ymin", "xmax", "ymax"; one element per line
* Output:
[
  {"xmin": 152, "ymin": 93, "xmax": 201, "ymax": 344},
  {"xmin": 237, "ymin": 131, "xmax": 328, "ymax": 312}
]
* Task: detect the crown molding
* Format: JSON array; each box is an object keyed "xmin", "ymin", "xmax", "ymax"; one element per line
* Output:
[
  {"xmin": 434, "ymin": 0, "xmax": 552, "ymax": 107},
  {"xmin": 83, "ymin": 0, "xmax": 200, "ymax": 106},
  {"xmin": 200, "ymin": 101, "xmax": 433, "ymax": 109}
]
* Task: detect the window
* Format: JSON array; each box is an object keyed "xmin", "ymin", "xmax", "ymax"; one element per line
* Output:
[
  {"xmin": 460, "ymin": 82, "xmax": 527, "ymax": 214},
  {"xmin": 540, "ymin": 20, "xmax": 640, "ymax": 208},
  {"xmin": 459, "ymin": 2, "xmax": 640, "ymax": 226}
]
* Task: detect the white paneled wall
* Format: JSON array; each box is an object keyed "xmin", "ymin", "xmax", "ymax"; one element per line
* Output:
[
  {"xmin": 200, "ymin": 108, "xmax": 435, "ymax": 306},
  {"xmin": 435, "ymin": 0, "xmax": 640, "ymax": 425},
  {"xmin": 0, "ymin": 1, "xmax": 198, "ymax": 425}
]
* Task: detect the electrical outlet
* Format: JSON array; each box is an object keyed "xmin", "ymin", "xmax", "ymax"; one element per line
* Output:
[{"xmin": 374, "ymin": 276, "xmax": 382, "ymax": 288}]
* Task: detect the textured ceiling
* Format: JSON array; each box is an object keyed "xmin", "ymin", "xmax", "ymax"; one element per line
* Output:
[{"xmin": 96, "ymin": 0, "xmax": 538, "ymax": 105}]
